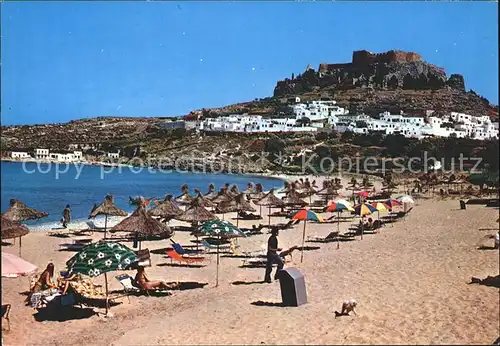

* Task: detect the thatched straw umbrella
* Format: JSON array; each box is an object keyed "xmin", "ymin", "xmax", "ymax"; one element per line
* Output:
[
  {"xmin": 175, "ymin": 198, "xmax": 218, "ymax": 250},
  {"xmin": 111, "ymin": 205, "xmax": 173, "ymax": 249},
  {"xmin": 89, "ymin": 194, "xmax": 128, "ymax": 239},
  {"xmin": 175, "ymin": 188, "xmax": 194, "ymax": 206},
  {"xmin": 148, "ymin": 195, "xmax": 183, "ymax": 222},
  {"xmin": 217, "ymin": 193, "xmax": 256, "ymax": 227},
  {"xmin": 1, "ymin": 214, "xmax": 30, "ymax": 256},
  {"xmin": 193, "ymin": 189, "xmax": 216, "ymax": 209},
  {"xmin": 317, "ymin": 186, "xmax": 339, "ymax": 205},
  {"xmin": 255, "ymin": 189, "xmax": 285, "ymax": 227},
  {"xmin": 229, "ymin": 185, "xmax": 241, "ymax": 197},
  {"xmin": 204, "ymin": 184, "xmax": 218, "ymax": 200},
  {"xmin": 211, "ymin": 189, "xmax": 234, "ymax": 205},
  {"xmin": 175, "ymin": 198, "xmax": 218, "ymax": 223},
  {"xmin": 3, "ymin": 199, "xmax": 48, "ymax": 223},
  {"xmin": 241, "ymin": 182, "xmax": 255, "ymax": 195},
  {"xmin": 250, "ymin": 183, "xmax": 266, "ymax": 215},
  {"xmin": 282, "ymin": 191, "xmax": 309, "ymax": 208}
]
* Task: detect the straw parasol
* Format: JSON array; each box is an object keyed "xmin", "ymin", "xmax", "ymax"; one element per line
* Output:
[
  {"xmin": 3, "ymin": 199, "xmax": 48, "ymax": 222},
  {"xmin": 148, "ymin": 195, "xmax": 183, "ymax": 221},
  {"xmin": 111, "ymin": 205, "xmax": 172, "ymax": 249},
  {"xmin": 204, "ymin": 184, "xmax": 218, "ymax": 200},
  {"xmin": 255, "ymin": 189, "xmax": 285, "ymax": 226},
  {"xmin": 175, "ymin": 198, "xmax": 218, "ymax": 223},
  {"xmin": 217, "ymin": 193, "xmax": 256, "ymax": 227},
  {"xmin": 316, "ymin": 186, "xmax": 339, "ymax": 205},
  {"xmin": 1, "ymin": 214, "xmax": 30, "ymax": 256},
  {"xmin": 241, "ymin": 182, "xmax": 255, "ymax": 195},
  {"xmin": 193, "ymin": 189, "xmax": 216, "ymax": 209},
  {"xmin": 229, "ymin": 185, "xmax": 241, "ymax": 197},
  {"xmin": 211, "ymin": 189, "xmax": 235, "ymax": 204},
  {"xmin": 282, "ymin": 191, "xmax": 309, "ymax": 208},
  {"xmin": 89, "ymin": 194, "xmax": 128, "ymax": 239}
]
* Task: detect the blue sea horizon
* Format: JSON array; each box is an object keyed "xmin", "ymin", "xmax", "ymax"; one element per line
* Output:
[{"xmin": 1, "ymin": 161, "xmax": 283, "ymax": 227}]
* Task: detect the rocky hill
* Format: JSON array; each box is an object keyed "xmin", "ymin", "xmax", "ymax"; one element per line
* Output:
[{"xmin": 192, "ymin": 50, "xmax": 498, "ymax": 119}]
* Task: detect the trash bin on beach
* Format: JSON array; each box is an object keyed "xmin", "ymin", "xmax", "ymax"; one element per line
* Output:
[
  {"xmin": 278, "ymin": 267, "xmax": 307, "ymax": 307},
  {"xmin": 459, "ymin": 200, "xmax": 466, "ymax": 210}
]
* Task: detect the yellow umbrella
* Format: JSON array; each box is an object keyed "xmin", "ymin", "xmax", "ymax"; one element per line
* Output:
[{"xmin": 370, "ymin": 202, "xmax": 388, "ymax": 224}]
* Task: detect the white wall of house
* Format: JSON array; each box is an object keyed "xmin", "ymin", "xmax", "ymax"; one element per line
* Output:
[
  {"xmin": 11, "ymin": 151, "xmax": 31, "ymax": 159},
  {"xmin": 35, "ymin": 148, "xmax": 50, "ymax": 159}
]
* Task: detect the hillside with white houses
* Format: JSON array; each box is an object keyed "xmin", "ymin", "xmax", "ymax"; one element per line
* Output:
[{"xmin": 180, "ymin": 98, "xmax": 499, "ymax": 141}]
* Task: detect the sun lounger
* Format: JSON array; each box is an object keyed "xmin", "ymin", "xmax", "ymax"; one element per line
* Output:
[
  {"xmin": 1, "ymin": 304, "xmax": 11, "ymax": 331},
  {"xmin": 200, "ymin": 240, "xmax": 231, "ymax": 252},
  {"xmin": 115, "ymin": 274, "xmax": 155, "ymax": 300},
  {"xmin": 166, "ymin": 249, "xmax": 206, "ymax": 264}
]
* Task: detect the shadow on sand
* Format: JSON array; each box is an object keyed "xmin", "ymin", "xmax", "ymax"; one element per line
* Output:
[
  {"xmin": 33, "ymin": 306, "xmax": 97, "ymax": 322},
  {"xmin": 232, "ymin": 280, "xmax": 269, "ymax": 286},
  {"xmin": 251, "ymin": 300, "xmax": 285, "ymax": 307},
  {"xmin": 1, "ymin": 241, "xmax": 13, "ymax": 246},
  {"xmin": 157, "ymin": 262, "xmax": 206, "ymax": 268},
  {"xmin": 477, "ymin": 245, "xmax": 498, "ymax": 251}
]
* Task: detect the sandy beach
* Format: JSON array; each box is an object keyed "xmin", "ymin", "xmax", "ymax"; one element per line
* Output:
[{"xmin": 1, "ymin": 175, "xmax": 499, "ymax": 345}]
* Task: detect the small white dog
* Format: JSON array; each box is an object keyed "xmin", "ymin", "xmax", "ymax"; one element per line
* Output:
[{"xmin": 335, "ymin": 299, "xmax": 357, "ymax": 318}]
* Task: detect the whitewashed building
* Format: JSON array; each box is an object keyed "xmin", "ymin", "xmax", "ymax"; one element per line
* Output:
[
  {"xmin": 10, "ymin": 151, "xmax": 31, "ymax": 159},
  {"xmin": 35, "ymin": 148, "xmax": 50, "ymax": 159},
  {"xmin": 107, "ymin": 152, "xmax": 120, "ymax": 159}
]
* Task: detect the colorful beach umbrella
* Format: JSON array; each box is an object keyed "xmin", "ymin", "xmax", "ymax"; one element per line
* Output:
[
  {"xmin": 289, "ymin": 209, "xmax": 324, "ymax": 263},
  {"xmin": 66, "ymin": 241, "xmax": 138, "ymax": 315},
  {"xmin": 353, "ymin": 203, "xmax": 377, "ymax": 216},
  {"xmin": 1, "ymin": 252, "xmax": 38, "ymax": 278},
  {"xmin": 325, "ymin": 202, "xmax": 354, "ymax": 249},
  {"xmin": 198, "ymin": 220, "xmax": 246, "ymax": 287},
  {"xmin": 353, "ymin": 203, "xmax": 377, "ymax": 240},
  {"xmin": 370, "ymin": 201, "xmax": 389, "ymax": 224},
  {"xmin": 384, "ymin": 199, "xmax": 402, "ymax": 209}
]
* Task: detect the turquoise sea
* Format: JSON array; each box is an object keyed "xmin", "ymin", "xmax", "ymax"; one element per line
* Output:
[{"xmin": 0, "ymin": 161, "xmax": 283, "ymax": 226}]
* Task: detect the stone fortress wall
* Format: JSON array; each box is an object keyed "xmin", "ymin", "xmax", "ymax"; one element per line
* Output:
[{"xmin": 318, "ymin": 50, "xmax": 423, "ymax": 74}]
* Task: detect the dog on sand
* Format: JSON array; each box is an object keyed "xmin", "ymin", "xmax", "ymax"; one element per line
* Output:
[{"xmin": 334, "ymin": 299, "xmax": 357, "ymax": 318}]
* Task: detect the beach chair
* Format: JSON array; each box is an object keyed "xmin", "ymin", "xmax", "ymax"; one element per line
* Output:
[
  {"xmin": 166, "ymin": 249, "xmax": 206, "ymax": 264},
  {"xmin": 1, "ymin": 304, "xmax": 11, "ymax": 331},
  {"xmin": 200, "ymin": 240, "xmax": 231, "ymax": 253},
  {"xmin": 115, "ymin": 274, "xmax": 148, "ymax": 300}
]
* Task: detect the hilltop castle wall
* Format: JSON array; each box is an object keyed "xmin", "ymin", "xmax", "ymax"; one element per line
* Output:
[{"xmin": 318, "ymin": 50, "xmax": 422, "ymax": 74}]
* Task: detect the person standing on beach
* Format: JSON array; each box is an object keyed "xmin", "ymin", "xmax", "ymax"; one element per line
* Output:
[
  {"xmin": 62, "ymin": 204, "xmax": 71, "ymax": 228},
  {"xmin": 264, "ymin": 228, "xmax": 284, "ymax": 283}
]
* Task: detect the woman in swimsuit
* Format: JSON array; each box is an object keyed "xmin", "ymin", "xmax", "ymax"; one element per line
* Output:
[
  {"xmin": 134, "ymin": 266, "xmax": 174, "ymax": 290},
  {"xmin": 31, "ymin": 263, "xmax": 58, "ymax": 293}
]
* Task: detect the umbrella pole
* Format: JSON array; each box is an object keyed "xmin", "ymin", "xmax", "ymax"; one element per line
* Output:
[
  {"xmin": 300, "ymin": 220, "xmax": 306, "ymax": 263},
  {"xmin": 268, "ymin": 206, "xmax": 271, "ymax": 227},
  {"xmin": 216, "ymin": 233, "xmax": 220, "ymax": 287},
  {"xmin": 104, "ymin": 272, "xmax": 109, "ymax": 316},
  {"xmin": 104, "ymin": 214, "xmax": 108, "ymax": 239},
  {"xmin": 19, "ymin": 236, "xmax": 22, "ymax": 257},
  {"xmin": 337, "ymin": 211, "xmax": 340, "ymax": 249},
  {"xmin": 361, "ymin": 219, "xmax": 364, "ymax": 240},
  {"xmin": 259, "ymin": 205, "xmax": 262, "ymax": 217}
]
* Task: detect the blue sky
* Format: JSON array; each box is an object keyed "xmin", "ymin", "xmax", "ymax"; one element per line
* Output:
[{"xmin": 1, "ymin": 1, "xmax": 498, "ymax": 125}]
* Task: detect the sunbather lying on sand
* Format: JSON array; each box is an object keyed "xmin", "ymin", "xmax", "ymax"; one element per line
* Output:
[{"xmin": 135, "ymin": 266, "xmax": 175, "ymax": 290}]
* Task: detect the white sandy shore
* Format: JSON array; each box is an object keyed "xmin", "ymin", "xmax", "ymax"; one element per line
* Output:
[{"xmin": 1, "ymin": 175, "xmax": 499, "ymax": 345}]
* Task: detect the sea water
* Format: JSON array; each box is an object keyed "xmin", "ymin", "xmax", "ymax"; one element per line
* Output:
[{"xmin": 1, "ymin": 161, "xmax": 283, "ymax": 228}]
